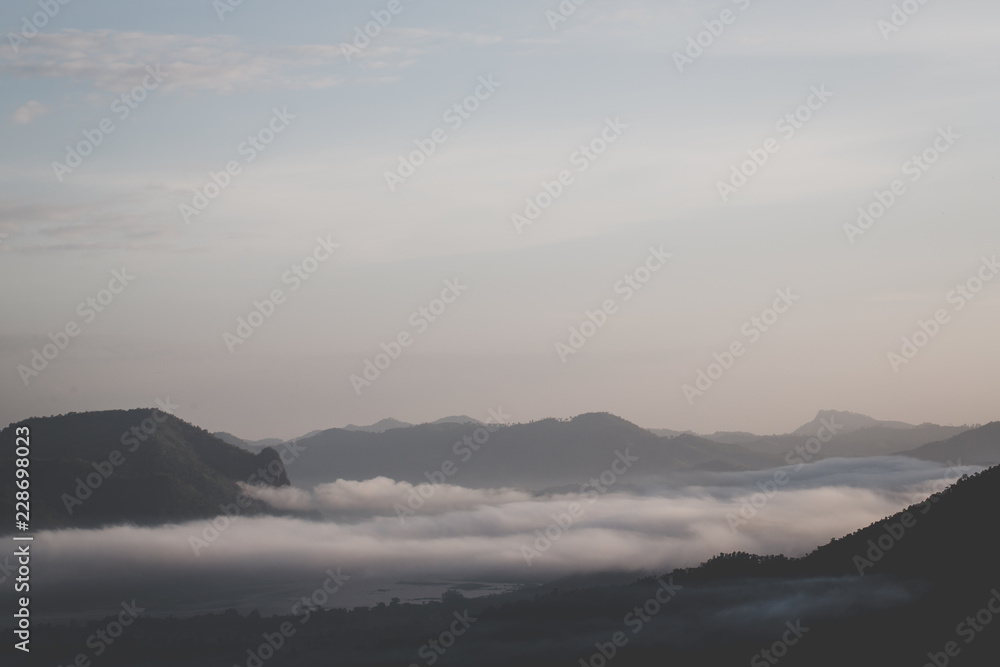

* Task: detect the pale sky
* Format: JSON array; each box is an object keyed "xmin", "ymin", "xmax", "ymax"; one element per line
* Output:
[{"xmin": 1, "ymin": 0, "xmax": 998, "ymax": 439}]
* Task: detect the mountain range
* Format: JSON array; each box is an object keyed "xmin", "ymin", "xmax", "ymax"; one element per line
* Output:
[
  {"xmin": 274, "ymin": 412, "xmax": 784, "ymax": 490},
  {"xmin": 4, "ymin": 409, "xmax": 997, "ymax": 532},
  {"xmin": 225, "ymin": 410, "xmax": 991, "ymax": 490}
]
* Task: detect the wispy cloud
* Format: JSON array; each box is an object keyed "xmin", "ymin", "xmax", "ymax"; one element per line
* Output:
[
  {"xmin": 0, "ymin": 195, "xmax": 182, "ymax": 253},
  {"xmin": 0, "ymin": 30, "xmax": 341, "ymax": 93},
  {"xmin": 0, "ymin": 28, "xmax": 501, "ymax": 93},
  {"xmin": 11, "ymin": 100, "xmax": 49, "ymax": 124}
]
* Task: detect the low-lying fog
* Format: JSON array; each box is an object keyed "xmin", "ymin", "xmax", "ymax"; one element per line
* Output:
[{"xmin": 25, "ymin": 456, "xmax": 978, "ymax": 623}]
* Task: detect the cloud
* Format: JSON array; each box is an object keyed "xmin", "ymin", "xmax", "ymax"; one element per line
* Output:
[
  {"xmin": 0, "ymin": 28, "xmax": 501, "ymax": 93},
  {"xmin": 244, "ymin": 476, "xmax": 532, "ymax": 517},
  {"xmin": 338, "ymin": 27, "xmax": 500, "ymax": 73},
  {"xmin": 0, "ymin": 194, "xmax": 183, "ymax": 253},
  {"xmin": 11, "ymin": 100, "xmax": 49, "ymax": 124},
  {"xmin": 0, "ymin": 30, "xmax": 341, "ymax": 93},
  {"xmin": 31, "ymin": 458, "xmax": 975, "ymax": 590}
]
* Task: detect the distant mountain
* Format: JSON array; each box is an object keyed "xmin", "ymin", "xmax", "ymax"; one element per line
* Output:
[
  {"xmin": 792, "ymin": 409, "xmax": 915, "ymax": 435},
  {"xmin": 648, "ymin": 427, "xmax": 688, "ymax": 438},
  {"xmin": 703, "ymin": 411, "xmax": 970, "ymax": 459},
  {"xmin": 0, "ymin": 410, "xmax": 289, "ymax": 532},
  {"xmin": 342, "ymin": 416, "xmax": 483, "ymax": 433},
  {"xmin": 649, "ymin": 428, "xmax": 763, "ymax": 443},
  {"xmin": 213, "ymin": 431, "xmax": 284, "ymax": 452},
  {"xmin": 902, "ymin": 421, "xmax": 1000, "ymax": 466},
  {"xmin": 696, "ymin": 430, "xmax": 764, "ymax": 445},
  {"xmin": 342, "ymin": 417, "xmax": 413, "ymax": 433},
  {"xmin": 284, "ymin": 413, "xmax": 782, "ymax": 489},
  {"xmin": 736, "ymin": 423, "xmax": 969, "ymax": 459},
  {"xmin": 430, "ymin": 415, "xmax": 483, "ymax": 425},
  {"xmin": 650, "ymin": 411, "xmax": 967, "ymax": 457}
]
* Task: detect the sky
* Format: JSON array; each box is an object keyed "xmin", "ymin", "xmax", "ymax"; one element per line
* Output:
[{"xmin": 1, "ymin": 0, "xmax": 998, "ymax": 439}]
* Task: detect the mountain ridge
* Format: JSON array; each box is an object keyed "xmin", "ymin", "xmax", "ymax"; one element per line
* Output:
[{"xmin": 0, "ymin": 409, "xmax": 290, "ymax": 532}]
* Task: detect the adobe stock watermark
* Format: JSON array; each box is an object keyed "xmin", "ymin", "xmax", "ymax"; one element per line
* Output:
[
  {"xmin": 290, "ymin": 567, "xmax": 351, "ymax": 623},
  {"xmin": 682, "ymin": 288, "xmax": 800, "ymax": 405},
  {"xmin": 877, "ymin": 0, "xmax": 934, "ymax": 41},
  {"xmin": 673, "ymin": 0, "xmax": 754, "ymax": 73},
  {"xmin": 384, "ymin": 74, "xmax": 502, "ymax": 192},
  {"xmin": 922, "ymin": 587, "xmax": 1000, "ymax": 667},
  {"xmin": 717, "ymin": 85, "xmax": 833, "ymax": 202},
  {"xmin": 341, "ymin": 0, "xmax": 417, "ymax": 63},
  {"xmin": 409, "ymin": 610, "xmax": 477, "ymax": 667},
  {"xmin": 726, "ymin": 415, "xmax": 844, "ymax": 532},
  {"xmin": 578, "ymin": 577, "xmax": 682, "ymax": 667},
  {"xmin": 213, "ymin": 0, "xmax": 251, "ymax": 21},
  {"xmin": 52, "ymin": 64, "xmax": 168, "ymax": 182},
  {"xmin": 886, "ymin": 255, "xmax": 997, "ymax": 373},
  {"xmin": 234, "ymin": 567, "xmax": 350, "ymax": 667},
  {"xmin": 6, "ymin": 0, "xmax": 73, "ymax": 55},
  {"xmin": 179, "ymin": 107, "xmax": 295, "ymax": 224},
  {"xmin": 545, "ymin": 0, "xmax": 588, "ymax": 31},
  {"xmin": 223, "ymin": 235, "xmax": 340, "ymax": 353},
  {"xmin": 556, "ymin": 246, "xmax": 672, "ymax": 363},
  {"xmin": 852, "ymin": 459, "xmax": 963, "ymax": 575},
  {"xmin": 17, "ymin": 268, "xmax": 135, "ymax": 386},
  {"xmin": 61, "ymin": 398, "xmax": 179, "ymax": 515},
  {"xmin": 510, "ymin": 117, "xmax": 628, "ymax": 234},
  {"xmin": 843, "ymin": 126, "xmax": 959, "ymax": 244},
  {"xmin": 750, "ymin": 620, "xmax": 809, "ymax": 666},
  {"xmin": 395, "ymin": 407, "xmax": 514, "ymax": 523},
  {"xmin": 188, "ymin": 441, "xmax": 309, "ymax": 557},
  {"xmin": 350, "ymin": 278, "xmax": 469, "ymax": 395},
  {"xmin": 521, "ymin": 450, "xmax": 638, "ymax": 566},
  {"xmin": 43, "ymin": 600, "xmax": 146, "ymax": 665}
]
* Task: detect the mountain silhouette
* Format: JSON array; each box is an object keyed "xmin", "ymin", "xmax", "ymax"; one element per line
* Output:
[
  {"xmin": 283, "ymin": 412, "xmax": 782, "ymax": 489},
  {"xmin": 791, "ymin": 409, "xmax": 916, "ymax": 435},
  {"xmin": 902, "ymin": 421, "xmax": 1000, "ymax": 466},
  {"xmin": 0, "ymin": 409, "xmax": 289, "ymax": 532}
]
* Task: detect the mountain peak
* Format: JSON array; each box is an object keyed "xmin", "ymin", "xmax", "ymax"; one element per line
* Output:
[{"xmin": 792, "ymin": 410, "xmax": 915, "ymax": 436}]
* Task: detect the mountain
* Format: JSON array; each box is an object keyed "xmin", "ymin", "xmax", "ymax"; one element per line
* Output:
[
  {"xmin": 212, "ymin": 431, "xmax": 285, "ymax": 452},
  {"xmin": 735, "ymin": 423, "xmax": 969, "ymax": 458},
  {"xmin": 651, "ymin": 411, "xmax": 967, "ymax": 458},
  {"xmin": 342, "ymin": 417, "xmax": 413, "ymax": 433},
  {"xmin": 341, "ymin": 416, "xmax": 483, "ymax": 433},
  {"xmin": 0, "ymin": 410, "xmax": 289, "ymax": 532},
  {"xmin": 901, "ymin": 421, "xmax": 1000, "ymax": 466},
  {"xmin": 792, "ymin": 409, "xmax": 915, "ymax": 435},
  {"xmin": 430, "ymin": 415, "xmax": 483, "ymax": 425},
  {"xmin": 724, "ymin": 411, "xmax": 968, "ymax": 459},
  {"xmin": 695, "ymin": 430, "xmax": 764, "ymax": 445},
  {"xmin": 649, "ymin": 428, "xmax": 767, "ymax": 444},
  {"xmin": 283, "ymin": 413, "xmax": 782, "ymax": 489},
  {"xmin": 795, "ymin": 461, "xmax": 997, "ymax": 578},
  {"xmin": 648, "ymin": 427, "xmax": 689, "ymax": 438}
]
